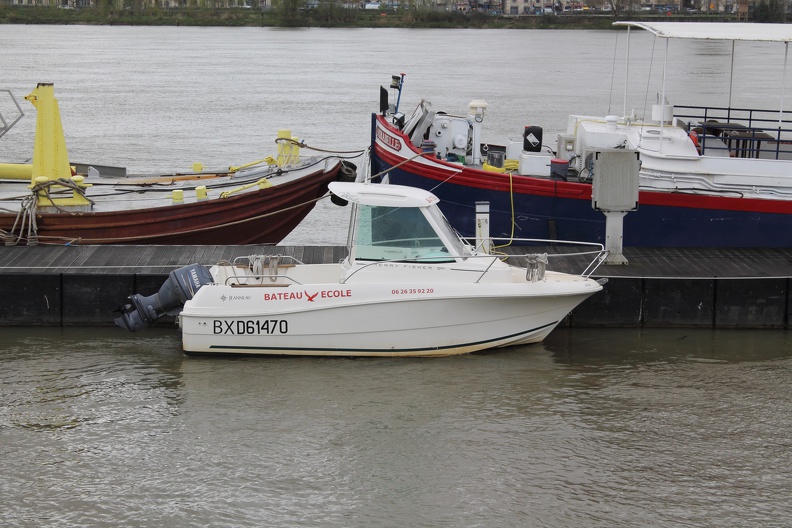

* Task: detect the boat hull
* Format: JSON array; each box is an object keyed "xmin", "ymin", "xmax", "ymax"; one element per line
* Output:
[
  {"xmin": 372, "ymin": 115, "xmax": 792, "ymax": 247},
  {"xmin": 179, "ymin": 280, "xmax": 599, "ymax": 357},
  {"xmin": 0, "ymin": 163, "xmax": 342, "ymax": 245}
]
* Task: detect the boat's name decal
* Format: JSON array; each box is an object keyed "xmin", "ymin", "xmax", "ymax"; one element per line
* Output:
[
  {"xmin": 263, "ymin": 291, "xmax": 304, "ymax": 301},
  {"xmin": 262, "ymin": 289, "xmax": 352, "ymax": 302},
  {"xmin": 318, "ymin": 289, "xmax": 352, "ymax": 299},
  {"xmin": 213, "ymin": 319, "xmax": 288, "ymax": 335},
  {"xmin": 376, "ymin": 127, "xmax": 402, "ymax": 151}
]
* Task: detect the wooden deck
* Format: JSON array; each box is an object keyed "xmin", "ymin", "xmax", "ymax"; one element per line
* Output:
[
  {"xmin": 0, "ymin": 245, "xmax": 790, "ymax": 328},
  {"xmin": 0, "ymin": 245, "xmax": 347, "ymax": 275},
  {"xmin": 1, "ymin": 245, "xmax": 790, "ymax": 278}
]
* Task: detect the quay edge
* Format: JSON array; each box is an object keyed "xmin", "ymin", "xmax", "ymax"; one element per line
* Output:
[{"xmin": 0, "ymin": 245, "xmax": 789, "ymax": 329}]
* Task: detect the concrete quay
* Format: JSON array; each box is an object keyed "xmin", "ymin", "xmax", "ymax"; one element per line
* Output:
[{"xmin": 0, "ymin": 245, "xmax": 790, "ymax": 329}]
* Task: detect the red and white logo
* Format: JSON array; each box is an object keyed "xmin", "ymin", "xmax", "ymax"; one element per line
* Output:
[
  {"xmin": 377, "ymin": 127, "xmax": 402, "ymax": 151},
  {"xmin": 263, "ymin": 289, "xmax": 352, "ymax": 302}
]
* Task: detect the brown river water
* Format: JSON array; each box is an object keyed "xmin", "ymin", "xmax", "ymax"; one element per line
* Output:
[{"xmin": 1, "ymin": 326, "xmax": 790, "ymax": 526}]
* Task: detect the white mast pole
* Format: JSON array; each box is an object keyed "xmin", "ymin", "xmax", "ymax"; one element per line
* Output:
[
  {"xmin": 779, "ymin": 42, "xmax": 788, "ymax": 128},
  {"xmin": 662, "ymin": 37, "xmax": 668, "ymax": 109},
  {"xmin": 729, "ymin": 40, "xmax": 735, "ymax": 111},
  {"xmin": 659, "ymin": 36, "xmax": 669, "ymax": 153},
  {"xmin": 623, "ymin": 27, "xmax": 631, "ymax": 118}
]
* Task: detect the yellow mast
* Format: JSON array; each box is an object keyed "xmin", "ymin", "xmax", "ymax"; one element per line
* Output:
[
  {"xmin": 24, "ymin": 83, "xmax": 90, "ymax": 207},
  {"xmin": 26, "ymin": 83, "xmax": 72, "ymax": 183}
]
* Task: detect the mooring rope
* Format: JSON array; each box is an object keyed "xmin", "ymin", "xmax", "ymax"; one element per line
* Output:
[
  {"xmin": 3, "ymin": 178, "xmax": 97, "ymax": 245},
  {"xmin": 4, "ymin": 194, "xmax": 38, "ymax": 246},
  {"xmin": 276, "ymin": 137, "xmax": 367, "ymax": 156},
  {"xmin": 362, "ymin": 149, "xmax": 439, "ymax": 183}
]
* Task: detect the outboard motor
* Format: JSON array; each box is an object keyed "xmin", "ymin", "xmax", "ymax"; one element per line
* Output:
[{"xmin": 115, "ymin": 263, "xmax": 214, "ymax": 332}]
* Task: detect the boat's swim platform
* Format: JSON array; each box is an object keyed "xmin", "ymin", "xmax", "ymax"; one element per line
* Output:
[{"xmin": 0, "ymin": 244, "xmax": 790, "ymax": 328}]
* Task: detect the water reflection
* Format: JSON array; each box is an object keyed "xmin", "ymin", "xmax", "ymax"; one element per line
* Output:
[
  {"xmin": 545, "ymin": 327, "xmax": 792, "ymax": 365},
  {"xmin": 542, "ymin": 328, "xmax": 792, "ymax": 527},
  {"xmin": 1, "ymin": 327, "xmax": 790, "ymax": 526},
  {"xmin": 0, "ymin": 327, "xmax": 184, "ymax": 431}
]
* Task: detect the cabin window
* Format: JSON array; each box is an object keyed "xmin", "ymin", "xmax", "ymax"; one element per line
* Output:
[
  {"xmin": 353, "ymin": 205, "xmax": 452, "ymax": 262},
  {"xmin": 425, "ymin": 204, "xmax": 471, "ymax": 258}
]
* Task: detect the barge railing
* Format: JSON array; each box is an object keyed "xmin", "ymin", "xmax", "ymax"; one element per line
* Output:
[{"xmin": 674, "ymin": 104, "xmax": 792, "ymax": 159}]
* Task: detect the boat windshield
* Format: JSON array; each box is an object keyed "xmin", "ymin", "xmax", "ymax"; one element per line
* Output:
[
  {"xmin": 425, "ymin": 203, "xmax": 470, "ymax": 257},
  {"xmin": 352, "ymin": 204, "xmax": 461, "ymax": 262}
]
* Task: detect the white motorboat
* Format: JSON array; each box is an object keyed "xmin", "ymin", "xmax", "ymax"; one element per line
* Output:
[{"xmin": 116, "ymin": 182, "xmax": 606, "ymax": 357}]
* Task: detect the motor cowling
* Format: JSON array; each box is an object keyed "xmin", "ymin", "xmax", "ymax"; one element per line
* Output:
[{"xmin": 115, "ymin": 263, "xmax": 214, "ymax": 332}]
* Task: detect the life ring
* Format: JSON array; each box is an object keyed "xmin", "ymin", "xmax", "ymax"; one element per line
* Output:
[{"xmin": 689, "ymin": 130, "xmax": 701, "ymax": 153}]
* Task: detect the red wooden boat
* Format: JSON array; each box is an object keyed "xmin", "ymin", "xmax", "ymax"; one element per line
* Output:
[{"xmin": 0, "ymin": 83, "xmax": 358, "ymax": 246}]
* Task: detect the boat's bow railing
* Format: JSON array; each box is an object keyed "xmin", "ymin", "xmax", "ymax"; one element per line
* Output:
[
  {"xmin": 340, "ymin": 253, "xmax": 501, "ymax": 284},
  {"xmin": 220, "ymin": 254, "xmax": 307, "ymax": 286},
  {"xmin": 673, "ymin": 104, "xmax": 792, "ymax": 160},
  {"xmin": 341, "ymin": 239, "xmax": 607, "ymax": 284},
  {"xmin": 480, "ymin": 237, "xmax": 609, "ymax": 279}
]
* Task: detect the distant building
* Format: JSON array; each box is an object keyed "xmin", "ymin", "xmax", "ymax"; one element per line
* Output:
[
  {"xmin": 3, "ymin": 0, "xmax": 272, "ymax": 8},
  {"xmin": 0, "ymin": 0, "xmax": 772, "ymax": 12},
  {"xmin": 504, "ymin": 0, "xmax": 534, "ymax": 14}
]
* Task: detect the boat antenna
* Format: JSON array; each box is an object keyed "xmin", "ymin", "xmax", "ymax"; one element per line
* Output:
[
  {"xmin": 728, "ymin": 40, "xmax": 735, "ymax": 112},
  {"xmin": 780, "ymin": 42, "xmax": 789, "ymax": 129},
  {"xmin": 608, "ymin": 29, "xmax": 619, "ymax": 116},
  {"xmin": 391, "ymin": 73, "xmax": 405, "ymax": 114}
]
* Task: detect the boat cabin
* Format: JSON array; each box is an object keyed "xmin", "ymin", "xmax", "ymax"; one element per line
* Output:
[{"xmin": 329, "ymin": 182, "xmax": 473, "ymax": 264}]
